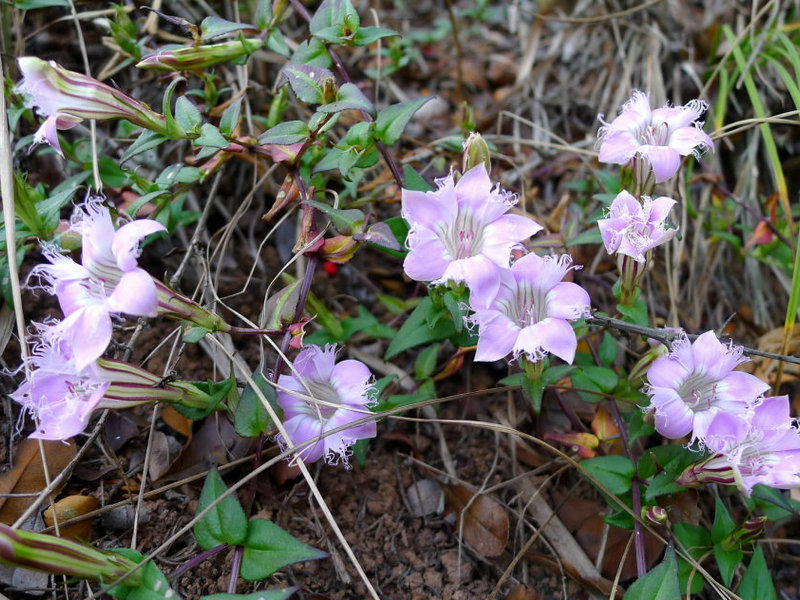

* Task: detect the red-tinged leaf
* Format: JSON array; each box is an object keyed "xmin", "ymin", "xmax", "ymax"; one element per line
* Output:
[
  {"xmin": 545, "ymin": 432, "xmax": 599, "ymax": 458},
  {"xmin": 743, "ymin": 220, "xmax": 773, "ymax": 250},
  {"xmin": 442, "ymin": 483, "xmax": 509, "ymax": 558}
]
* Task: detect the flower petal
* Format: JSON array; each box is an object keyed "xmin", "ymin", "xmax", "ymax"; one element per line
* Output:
[
  {"xmin": 473, "ymin": 311, "xmax": 517, "ymax": 362},
  {"xmin": 331, "ymin": 359, "xmax": 373, "ymax": 405},
  {"xmin": 640, "ymin": 145, "xmax": 681, "ymax": 182},
  {"xmin": 106, "ymin": 268, "xmax": 158, "ymax": 317},
  {"xmin": 514, "ymin": 317, "xmax": 577, "ymax": 363},
  {"xmin": 112, "ymin": 219, "xmax": 166, "ymax": 272},
  {"xmin": 58, "ymin": 306, "xmax": 112, "ymax": 370}
]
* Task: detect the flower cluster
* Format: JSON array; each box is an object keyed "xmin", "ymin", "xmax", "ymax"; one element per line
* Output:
[
  {"xmin": 595, "ymin": 92, "xmax": 713, "ymax": 305},
  {"xmin": 646, "ymin": 331, "xmax": 800, "ymax": 494},
  {"xmin": 276, "ymin": 344, "xmax": 376, "ymax": 467},
  {"xmin": 11, "ymin": 198, "xmax": 233, "ymax": 438},
  {"xmin": 402, "ymin": 163, "xmax": 590, "ymax": 366}
]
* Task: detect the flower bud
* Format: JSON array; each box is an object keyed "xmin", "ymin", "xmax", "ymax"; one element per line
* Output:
[
  {"xmin": 320, "ymin": 235, "xmax": 360, "ymax": 264},
  {"xmin": 462, "ymin": 132, "xmax": 491, "ymax": 174},
  {"xmin": 16, "ymin": 57, "xmax": 168, "ymax": 156},
  {"xmin": 0, "ymin": 523, "xmax": 139, "ymax": 584},
  {"xmin": 642, "ymin": 505, "xmax": 668, "ymax": 525},
  {"xmin": 732, "ymin": 516, "xmax": 767, "ymax": 545},
  {"xmin": 136, "ymin": 39, "xmax": 264, "ymax": 72}
]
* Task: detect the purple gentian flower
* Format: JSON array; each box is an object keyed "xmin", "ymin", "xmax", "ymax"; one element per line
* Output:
[
  {"xmin": 597, "ymin": 191, "xmax": 677, "ymax": 262},
  {"xmin": 30, "ymin": 200, "xmax": 165, "ymax": 369},
  {"xmin": 680, "ymin": 396, "xmax": 800, "ymax": 494},
  {"xmin": 646, "ymin": 331, "xmax": 769, "ymax": 443},
  {"xmin": 15, "ymin": 57, "xmax": 168, "ymax": 156},
  {"xmin": 11, "ymin": 325, "xmax": 109, "ymax": 440},
  {"xmin": 598, "ymin": 91, "xmax": 714, "ymax": 183},
  {"xmin": 401, "ymin": 164, "xmax": 542, "ymax": 299},
  {"xmin": 468, "ymin": 253, "xmax": 591, "ymax": 364},
  {"xmin": 276, "ymin": 345, "xmax": 377, "ymax": 467}
]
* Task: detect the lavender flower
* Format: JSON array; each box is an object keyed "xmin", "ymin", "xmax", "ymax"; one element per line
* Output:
[
  {"xmin": 645, "ymin": 331, "xmax": 769, "ymax": 443},
  {"xmin": 277, "ymin": 345, "xmax": 376, "ymax": 467},
  {"xmin": 598, "ymin": 190, "xmax": 677, "ymax": 263},
  {"xmin": 15, "ymin": 57, "xmax": 168, "ymax": 156},
  {"xmin": 12, "ymin": 322, "xmax": 221, "ymax": 440},
  {"xmin": 401, "ymin": 164, "xmax": 542, "ymax": 300},
  {"xmin": 598, "ymin": 91, "xmax": 713, "ymax": 183},
  {"xmin": 468, "ymin": 253, "xmax": 591, "ymax": 364},
  {"xmin": 679, "ymin": 395, "xmax": 800, "ymax": 494},
  {"xmin": 31, "ymin": 200, "xmax": 165, "ymax": 369}
]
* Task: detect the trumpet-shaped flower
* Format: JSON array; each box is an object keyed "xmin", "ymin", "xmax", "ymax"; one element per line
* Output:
[
  {"xmin": 679, "ymin": 396, "xmax": 800, "ymax": 494},
  {"xmin": 277, "ymin": 345, "xmax": 376, "ymax": 467},
  {"xmin": 645, "ymin": 331, "xmax": 769, "ymax": 443},
  {"xmin": 598, "ymin": 191, "xmax": 677, "ymax": 262},
  {"xmin": 30, "ymin": 200, "xmax": 165, "ymax": 369},
  {"xmin": 598, "ymin": 91, "xmax": 714, "ymax": 183},
  {"xmin": 402, "ymin": 164, "xmax": 542, "ymax": 299},
  {"xmin": 468, "ymin": 253, "xmax": 591, "ymax": 364},
  {"xmin": 15, "ymin": 57, "xmax": 168, "ymax": 156},
  {"xmin": 11, "ymin": 321, "xmax": 220, "ymax": 440}
]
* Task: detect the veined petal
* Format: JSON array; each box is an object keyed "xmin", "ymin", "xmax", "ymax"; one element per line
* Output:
[
  {"xmin": 668, "ymin": 126, "xmax": 714, "ymax": 156},
  {"xmin": 453, "ymin": 163, "xmax": 494, "ymax": 214},
  {"xmin": 403, "ymin": 237, "xmax": 449, "ymax": 282},
  {"xmin": 640, "ymin": 145, "xmax": 681, "ymax": 183},
  {"xmin": 442, "ymin": 255, "xmax": 501, "ymax": 300},
  {"xmin": 401, "ymin": 180, "xmax": 458, "ymax": 230},
  {"xmin": 545, "ymin": 282, "xmax": 590, "ymax": 320},
  {"xmin": 106, "ymin": 268, "xmax": 158, "ymax": 317},
  {"xmin": 645, "ymin": 196, "xmax": 676, "ymax": 224},
  {"xmin": 514, "ymin": 318, "xmax": 577, "ymax": 363},
  {"xmin": 647, "ymin": 356, "xmax": 691, "ymax": 388},
  {"xmin": 473, "ymin": 311, "xmax": 517, "ymax": 362},
  {"xmin": 34, "ymin": 116, "xmax": 64, "ymax": 156},
  {"xmin": 331, "ymin": 359, "xmax": 372, "ymax": 405},
  {"xmin": 58, "ymin": 306, "xmax": 112, "ymax": 370},
  {"xmin": 651, "ymin": 389, "xmax": 694, "ymax": 439},
  {"xmin": 598, "ymin": 131, "xmax": 639, "ymax": 165},
  {"xmin": 717, "ymin": 371, "xmax": 770, "ymax": 404},
  {"xmin": 295, "ymin": 345, "xmax": 336, "ymax": 382},
  {"xmin": 112, "ymin": 219, "xmax": 166, "ymax": 272},
  {"xmin": 282, "ymin": 414, "xmax": 325, "ymax": 463}
]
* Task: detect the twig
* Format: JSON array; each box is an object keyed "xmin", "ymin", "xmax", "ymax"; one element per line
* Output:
[{"xmin": 586, "ymin": 315, "xmax": 800, "ymax": 366}]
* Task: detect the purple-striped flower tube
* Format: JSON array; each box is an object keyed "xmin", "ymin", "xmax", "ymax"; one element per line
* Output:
[
  {"xmin": 468, "ymin": 253, "xmax": 591, "ymax": 364},
  {"xmin": 137, "ymin": 38, "xmax": 264, "ymax": 72},
  {"xmin": 645, "ymin": 330, "xmax": 769, "ymax": 444},
  {"xmin": 0, "ymin": 522, "xmax": 141, "ymax": 584},
  {"xmin": 15, "ymin": 57, "xmax": 169, "ymax": 156},
  {"xmin": 276, "ymin": 345, "xmax": 377, "ymax": 467},
  {"xmin": 401, "ymin": 164, "xmax": 542, "ymax": 300},
  {"xmin": 678, "ymin": 396, "xmax": 800, "ymax": 494}
]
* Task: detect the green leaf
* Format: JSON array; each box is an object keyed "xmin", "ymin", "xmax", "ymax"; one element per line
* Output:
[
  {"xmin": 672, "ymin": 521, "xmax": 711, "ymax": 595},
  {"xmin": 598, "ymin": 332, "xmax": 618, "ymax": 365},
  {"xmin": 316, "ymin": 82, "xmax": 374, "ymax": 114},
  {"xmin": 259, "ymin": 120, "xmax": 309, "ymax": 146},
  {"xmin": 194, "ymin": 469, "xmax": 248, "ymax": 549},
  {"xmin": 414, "ymin": 344, "xmax": 440, "ymax": 380},
  {"xmin": 108, "ymin": 549, "xmax": 178, "ymax": 600},
  {"xmin": 351, "ymin": 26, "xmax": 399, "ymax": 46},
  {"xmin": 14, "ymin": 0, "xmax": 68, "ymax": 8},
  {"xmin": 711, "ymin": 497, "xmax": 736, "ymax": 544},
  {"xmin": 194, "ymin": 123, "xmax": 229, "ymax": 149},
  {"xmin": 234, "ymin": 372, "xmax": 278, "ymax": 438},
  {"xmin": 219, "ymin": 98, "xmax": 243, "ymax": 136},
  {"xmin": 385, "ymin": 297, "xmax": 455, "ymax": 359},
  {"xmin": 747, "ymin": 484, "xmax": 800, "ymax": 521},
  {"xmin": 169, "ymin": 379, "xmax": 231, "ymax": 420},
  {"xmin": 580, "ymin": 455, "xmax": 635, "ymax": 496},
  {"xmin": 200, "ymin": 16, "xmax": 256, "ymax": 40},
  {"xmin": 738, "ymin": 546, "xmax": 777, "ymax": 600},
  {"xmin": 121, "ymin": 130, "xmax": 168, "ymax": 163},
  {"xmin": 309, "ymin": 0, "xmax": 360, "ymax": 43},
  {"xmin": 263, "ymin": 280, "xmax": 301, "ymax": 330},
  {"xmin": 240, "ymin": 519, "xmax": 328, "ymax": 581},
  {"xmin": 174, "ymin": 97, "xmax": 203, "ymax": 135},
  {"xmin": 617, "ymin": 297, "xmax": 648, "ymax": 327},
  {"xmin": 304, "ymin": 199, "xmax": 364, "ymax": 235},
  {"xmin": 290, "ymin": 38, "xmax": 333, "ymax": 68},
  {"xmin": 623, "ymin": 546, "xmax": 680, "ymax": 600},
  {"xmin": 402, "ymin": 164, "xmax": 433, "ymax": 191},
  {"xmin": 375, "ymin": 97, "xmax": 433, "ymax": 145},
  {"xmin": 201, "ymin": 589, "xmax": 298, "ymax": 600},
  {"xmin": 282, "ymin": 64, "xmax": 333, "ymax": 104},
  {"xmin": 359, "ymin": 222, "xmax": 403, "ymax": 251},
  {"xmin": 713, "ymin": 543, "xmax": 742, "ymax": 587}
]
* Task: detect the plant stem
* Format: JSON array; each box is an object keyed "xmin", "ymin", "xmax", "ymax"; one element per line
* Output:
[{"xmin": 168, "ymin": 543, "xmax": 228, "ymax": 580}]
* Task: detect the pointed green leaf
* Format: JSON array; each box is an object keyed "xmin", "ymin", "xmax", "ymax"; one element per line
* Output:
[
  {"xmin": 219, "ymin": 98, "xmax": 243, "ymax": 136},
  {"xmin": 234, "ymin": 372, "xmax": 278, "ymax": 438},
  {"xmin": 351, "ymin": 26, "xmax": 399, "ymax": 46},
  {"xmin": 711, "ymin": 497, "xmax": 736, "ymax": 544},
  {"xmin": 193, "ymin": 124, "xmax": 229, "ymax": 149},
  {"xmin": 121, "ymin": 130, "xmax": 168, "ymax": 163},
  {"xmin": 623, "ymin": 546, "xmax": 680, "ymax": 600},
  {"xmin": 385, "ymin": 297, "xmax": 455, "ymax": 359},
  {"xmin": 194, "ymin": 469, "xmax": 247, "ymax": 549},
  {"xmin": 375, "ymin": 97, "xmax": 432, "ymax": 145},
  {"xmin": 200, "ymin": 16, "xmax": 257, "ymax": 40},
  {"xmin": 240, "ymin": 519, "xmax": 328, "ymax": 581},
  {"xmin": 258, "ymin": 121, "xmax": 310, "ymax": 146},
  {"xmin": 580, "ymin": 455, "xmax": 635, "ymax": 496},
  {"xmin": 316, "ymin": 82, "xmax": 374, "ymax": 114},
  {"xmin": 738, "ymin": 546, "xmax": 777, "ymax": 600},
  {"xmin": 304, "ymin": 199, "xmax": 364, "ymax": 235},
  {"xmin": 174, "ymin": 97, "xmax": 202, "ymax": 134},
  {"xmin": 282, "ymin": 64, "xmax": 332, "ymax": 104}
]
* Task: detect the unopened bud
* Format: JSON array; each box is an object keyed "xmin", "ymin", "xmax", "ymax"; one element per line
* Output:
[
  {"xmin": 642, "ymin": 505, "xmax": 668, "ymax": 525},
  {"xmin": 733, "ymin": 516, "xmax": 767, "ymax": 545},
  {"xmin": 136, "ymin": 39, "xmax": 264, "ymax": 72},
  {"xmin": 320, "ymin": 235, "xmax": 360, "ymax": 264},
  {"xmin": 462, "ymin": 132, "xmax": 491, "ymax": 174}
]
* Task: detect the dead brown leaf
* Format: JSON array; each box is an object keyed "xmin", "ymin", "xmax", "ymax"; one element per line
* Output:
[
  {"xmin": 43, "ymin": 495, "xmax": 99, "ymax": 540},
  {"xmin": 442, "ymin": 483, "xmax": 509, "ymax": 558},
  {"xmin": 0, "ymin": 439, "xmax": 77, "ymax": 525}
]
